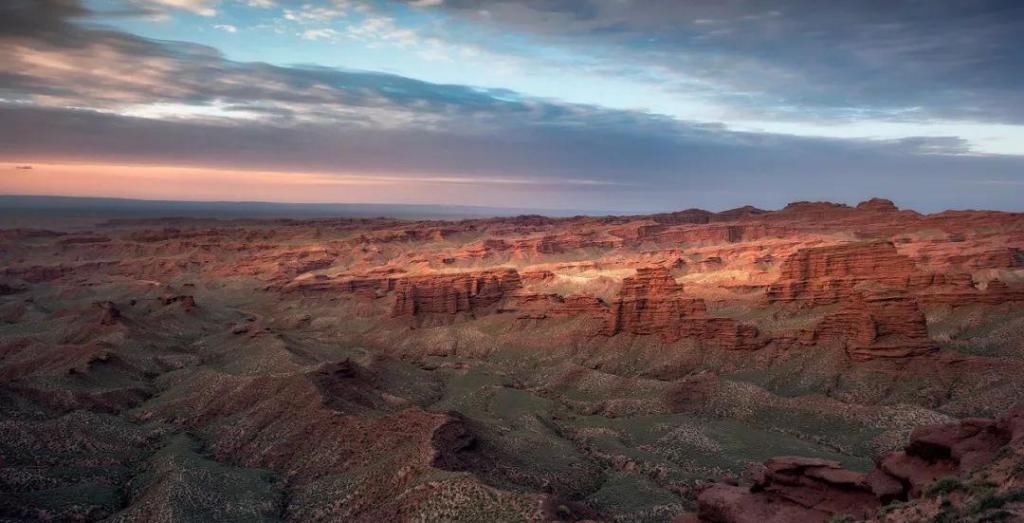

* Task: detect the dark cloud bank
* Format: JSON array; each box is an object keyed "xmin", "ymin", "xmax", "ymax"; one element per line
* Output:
[{"xmin": 2, "ymin": 0, "xmax": 1023, "ymax": 212}]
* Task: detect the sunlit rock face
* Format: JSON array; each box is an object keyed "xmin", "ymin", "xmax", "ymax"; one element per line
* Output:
[
  {"xmin": 603, "ymin": 267, "xmax": 761, "ymax": 350},
  {"xmin": 391, "ymin": 268, "xmax": 523, "ymax": 319},
  {"xmin": 767, "ymin": 241, "xmax": 917, "ymax": 305}
]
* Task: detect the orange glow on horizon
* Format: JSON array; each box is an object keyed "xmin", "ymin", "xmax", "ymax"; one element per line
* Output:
[{"xmin": 0, "ymin": 161, "xmax": 563, "ymax": 206}]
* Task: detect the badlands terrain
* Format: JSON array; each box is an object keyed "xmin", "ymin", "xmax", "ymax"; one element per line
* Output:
[{"xmin": 1, "ymin": 197, "xmax": 1024, "ymax": 522}]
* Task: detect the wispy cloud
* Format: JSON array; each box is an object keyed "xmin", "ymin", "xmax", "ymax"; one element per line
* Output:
[{"xmin": 133, "ymin": 0, "xmax": 219, "ymax": 16}]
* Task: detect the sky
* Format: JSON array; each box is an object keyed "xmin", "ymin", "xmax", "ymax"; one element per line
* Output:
[{"xmin": 1, "ymin": 0, "xmax": 1023, "ymax": 213}]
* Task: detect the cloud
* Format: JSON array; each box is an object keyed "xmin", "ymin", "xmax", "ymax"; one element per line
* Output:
[
  {"xmin": 299, "ymin": 28, "xmax": 338, "ymax": 40},
  {"xmin": 412, "ymin": 0, "xmax": 1024, "ymax": 125},
  {"xmin": 133, "ymin": 0, "xmax": 218, "ymax": 16},
  {"xmin": 214, "ymin": 24, "xmax": 237, "ymax": 33},
  {"xmin": 2, "ymin": 0, "xmax": 1023, "ymax": 212},
  {"xmin": 5, "ymin": 99, "xmax": 1024, "ymax": 212},
  {"xmin": 282, "ymin": 3, "xmax": 349, "ymax": 24},
  {"xmin": 896, "ymin": 137, "xmax": 971, "ymax": 156}
]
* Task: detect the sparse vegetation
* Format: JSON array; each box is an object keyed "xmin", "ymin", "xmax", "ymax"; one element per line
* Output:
[{"xmin": 927, "ymin": 476, "xmax": 965, "ymax": 497}]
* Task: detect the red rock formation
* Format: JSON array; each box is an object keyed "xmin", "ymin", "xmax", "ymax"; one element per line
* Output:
[
  {"xmin": 688, "ymin": 407, "xmax": 1024, "ymax": 523},
  {"xmin": 777, "ymin": 201, "xmax": 854, "ymax": 219},
  {"xmin": 856, "ymin": 198, "xmax": 899, "ymax": 212},
  {"xmin": 520, "ymin": 269, "xmax": 556, "ymax": 284},
  {"xmin": 281, "ymin": 267, "xmax": 405, "ymax": 296},
  {"xmin": 447, "ymin": 233, "xmax": 620, "ymax": 261},
  {"xmin": 696, "ymin": 457, "xmax": 880, "ymax": 523},
  {"xmin": 605, "ymin": 267, "xmax": 760, "ymax": 349},
  {"xmin": 447, "ymin": 239, "xmax": 511, "ymax": 261},
  {"xmin": 58, "ymin": 235, "xmax": 112, "ymax": 245},
  {"xmin": 607, "ymin": 267, "xmax": 701, "ymax": 337},
  {"xmin": 507, "ymin": 291, "xmax": 610, "ymax": 318},
  {"xmin": 650, "ymin": 208, "xmax": 714, "ymax": 225},
  {"xmin": 362, "ymin": 227, "xmax": 460, "ymax": 244},
  {"xmin": 910, "ymin": 274, "xmax": 1024, "ymax": 305},
  {"xmin": 815, "ymin": 288, "xmax": 937, "ymax": 361},
  {"xmin": 336, "ymin": 275, "xmax": 398, "ymax": 297},
  {"xmin": 983, "ymin": 279, "xmax": 1024, "ymax": 301},
  {"xmin": 630, "ymin": 223, "xmax": 791, "ymax": 246},
  {"xmin": 391, "ymin": 268, "xmax": 522, "ymax": 318},
  {"xmin": 946, "ymin": 247, "xmax": 1022, "ymax": 270},
  {"xmin": 713, "ymin": 205, "xmax": 768, "ymax": 222},
  {"xmin": 504, "ymin": 292, "xmax": 563, "ymax": 319},
  {"xmin": 768, "ymin": 241, "xmax": 916, "ymax": 304},
  {"xmin": 554, "ymin": 294, "xmax": 610, "ymax": 318},
  {"xmin": 511, "ymin": 234, "xmax": 620, "ymax": 257},
  {"xmin": 879, "ymin": 415, "xmax": 1015, "ymax": 494},
  {"xmin": 906, "ymin": 272, "xmax": 975, "ymax": 291}
]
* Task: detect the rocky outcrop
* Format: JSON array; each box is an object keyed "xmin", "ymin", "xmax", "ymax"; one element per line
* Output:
[
  {"xmin": 447, "ymin": 234, "xmax": 620, "ymax": 261},
  {"xmin": 856, "ymin": 198, "xmax": 899, "ymax": 212},
  {"xmin": 947, "ymin": 247, "xmax": 1023, "ymax": 270},
  {"xmin": 554, "ymin": 294, "xmax": 609, "ymax": 317},
  {"xmin": 281, "ymin": 267, "xmax": 405, "ymax": 296},
  {"xmin": 428, "ymin": 413, "xmax": 476, "ymax": 470},
  {"xmin": 606, "ymin": 267, "xmax": 697, "ymax": 336},
  {"xmin": 910, "ymin": 274, "xmax": 1024, "ymax": 305},
  {"xmin": 94, "ymin": 301, "xmax": 122, "ymax": 326},
  {"xmin": 777, "ymin": 201, "xmax": 853, "ymax": 219},
  {"xmin": 695, "ymin": 457, "xmax": 880, "ymax": 523},
  {"xmin": 509, "ymin": 234, "xmax": 620, "ymax": 257},
  {"xmin": 635, "ymin": 224, "xmax": 791, "ymax": 246},
  {"xmin": 391, "ymin": 268, "xmax": 522, "ymax": 318},
  {"xmin": 161, "ymin": 295, "xmax": 197, "ymax": 311},
  {"xmin": 57, "ymin": 235, "xmax": 112, "ymax": 245},
  {"xmin": 688, "ymin": 406, "xmax": 1024, "ymax": 523},
  {"xmin": 605, "ymin": 267, "xmax": 760, "ymax": 349},
  {"xmin": 650, "ymin": 208, "xmax": 714, "ymax": 225},
  {"xmin": 335, "ymin": 275, "xmax": 399, "ymax": 297},
  {"xmin": 815, "ymin": 288, "xmax": 937, "ymax": 361},
  {"xmin": 520, "ymin": 269, "xmax": 555, "ymax": 284},
  {"xmin": 362, "ymin": 227, "xmax": 461, "ymax": 244},
  {"xmin": 506, "ymin": 292, "xmax": 610, "ymax": 321},
  {"xmin": 713, "ymin": 205, "xmax": 768, "ymax": 221},
  {"xmin": 768, "ymin": 241, "xmax": 916, "ymax": 305}
]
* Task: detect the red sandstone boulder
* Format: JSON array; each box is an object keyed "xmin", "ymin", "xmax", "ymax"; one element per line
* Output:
[{"xmin": 696, "ymin": 456, "xmax": 878, "ymax": 523}]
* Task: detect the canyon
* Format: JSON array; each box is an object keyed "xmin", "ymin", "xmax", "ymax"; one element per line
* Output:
[{"xmin": 1, "ymin": 198, "xmax": 1023, "ymax": 522}]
